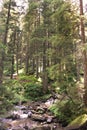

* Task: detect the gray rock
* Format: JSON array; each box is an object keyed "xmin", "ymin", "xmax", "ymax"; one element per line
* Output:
[
  {"xmin": 36, "ymin": 107, "xmax": 45, "ymax": 114},
  {"xmin": 31, "ymin": 114, "xmax": 46, "ymax": 122},
  {"xmin": 11, "ymin": 114, "xmax": 20, "ymax": 120},
  {"xmin": 12, "ymin": 126, "xmax": 25, "ymax": 130},
  {"xmin": 46, "ymin": 117, "xmax": 52, "ymax": 123},
  {"xmin": 28, "ymin": 111, "xmax": 32, "ymax": 118},
  {"xmin": 31, "ymin": 125, "xmax": 51, "ymax": 130}
]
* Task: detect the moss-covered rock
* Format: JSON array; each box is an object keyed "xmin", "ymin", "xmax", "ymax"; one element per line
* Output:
[{"xmin": 66, "ymin": 114, "xmax": 87, "ymax": 130}]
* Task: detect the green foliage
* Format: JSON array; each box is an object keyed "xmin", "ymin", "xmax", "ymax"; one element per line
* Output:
[
  {"xmin": 24, "ymin": 83, "xmax": 43, "ymax": 100},
  {"xmin": 18, "ymin": 75, "xmax": 43, "ymax": 100},
  {"xmin": 69, "ymin": 114, "xmax": 87, "ymax": 127},
  {"xmin": 50, "ymin": 99, "xmax": 84, "ymax": 125},
  {"xmin": 18, "ymin": 75, "xmax": 38, "ymax": 89},
  {"xmin": 48, "ymin": 64, "xmax": 77, "ymax": 93},
  {"xmin": 3, "ymin": 79, "xmax": 27, "ymax": 104},
  {"xmin": 0, "ymin": 84, "xmax": 14, "ymax": 114},
  {"xmin": 19, "ymin": 75, "xmax": 37, "ymax": 84},
  {"xmin": 4, "ymin": 75, "xmax": 43, "ymax": 102}
]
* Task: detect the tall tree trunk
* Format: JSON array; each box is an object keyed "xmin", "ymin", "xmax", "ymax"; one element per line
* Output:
[
  {"xmin": 0, "ymin": 0, "xmax": 11, "ymax": 84},
  {"xmin": 42, "ymin": 41, "xmax": 48, "ymax": 93},
  {"xmin": 15, "ymin": 31, "xmax": 19, "ymax": 75},
  {"xmin": 11, "ymin": 29, "xmax": 16, "ymax": 79},
  {"xmin": 79, "ymin": 0, "xmax": 87, "ymax": 106},
  {"xmin": 0, "ymin": 55, "xmax": 3, "ymax": 83},
  {"xmin": 16, "ymin": 44, "xmax": 19, "ymax": 75},
  {"xmin": 36, "ymin": 56, "xmax": 39, "ymax": 78},
  {"xmin": 25, "ymin": 41, "xmax": 29, "ymax": 75},
  {"xmin": 3, "ymin": 0, "xmax": 11, "ymax": 45},
  {"xmin": 32, "ymin": 58, "xmax": 35, "ymax": 74},
  {"xmin": 47, "ymin": 29, "xmax": 50, "ymax": 67},
  {"xmin": 11, "ymin": 55, "xmax": 14, "ymax": 79},
  {"xmin": 16, "ymin": 43, "xmax": 19, "ymax": 75}
]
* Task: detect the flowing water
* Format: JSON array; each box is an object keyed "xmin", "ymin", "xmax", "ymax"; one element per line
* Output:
[{"xmin": 0, "ymin": 98, "xmax": 64, "ymax": 130}]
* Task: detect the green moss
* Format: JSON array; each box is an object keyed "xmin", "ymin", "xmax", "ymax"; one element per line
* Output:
[{"xmin": 68, "ymin": 114, "xmax": 87, "ymax": 127}]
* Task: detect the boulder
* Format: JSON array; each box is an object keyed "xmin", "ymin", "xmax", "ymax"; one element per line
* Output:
[
  {"xmin": 28, "ymin": 111, "xmax": 32, "ymax": 117},
  {"xmin": 36, "ymin": 106, "xmax": 45, "ymax": 114},
  {"xmin": 11, "ymin": 113, "xmax": 20, "ymax": 120},
  {"xmin": 12, "ymin": 126, "xmax": 25, "ymax": 130},
  {"xmin": 0, "ymin": 123, "xmax": 12, "ymax": 130},
  {"xmin": 46, "ymin": 116, "xmax": 53, "ymax": 123},
  {"xmin": 31, "ymin": 125, "xmax": 50, "ymax": 130},
  {"xmin": 65, "ymin": 114, "xmax": 87, "ymax": 130},
  {"xmin": 0, "ymin": 126, "xmax": 7, "ymax": 130},
  {"xmin": 31, "ymin": 114, "xmax": 46, "ymax": 122},
  {"xmin": 21, "ymin": 106, "xmax": 27, "ymax": 110}
]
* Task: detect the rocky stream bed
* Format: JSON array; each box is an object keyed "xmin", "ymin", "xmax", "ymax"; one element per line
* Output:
[
  {"xmin": 0, "ymin": 97, "xmax": 87, "ymax": 130},
  {"xmin": 0, "ymin": 97, "xmax": 65, "ymax": 130}
]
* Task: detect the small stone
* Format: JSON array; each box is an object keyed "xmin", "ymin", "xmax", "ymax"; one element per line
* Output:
[
  {"xmin": 20, "ymin": 114, "xmax": 28, "ymax": 119},
  {"xmin": 11, "ymin": 114, "xmax": 20, "ymax": 120},
  {"xmin": 46, "ymin": 117, "xmax": 52, "ymax": 123},
  {"xmin": 24, "ymin": 125, "xmax": 29, "ymax": 130},
  {"xmin": 36, "ymin": 107, "xmax": 45, "ymax": 114},
  {"xmin": 28, "ymin": 111, "xmax": 32, "ymax": 118},
  {"xmin": 31, "ymin": 114, "xmax": 46, "ymax": 122}
]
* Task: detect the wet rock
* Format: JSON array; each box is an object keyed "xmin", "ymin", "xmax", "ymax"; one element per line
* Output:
[
  {"xmin": 28, "ymin": 102, "xmax": 41, "ymax": 110},
  {"xmin": 12, "ymin": 126, "xmax": 25, "ymax": 130},
  {"xmin": 46, "ymin": 116, "xmax": 53, "ymax": 123},
  {"xmin": 0, "ymin": 123, "xmax": 12, "ymax": 130},
  {"xmin": 28, "ymin": 111, "xmax": 32, "ymax": 118},
  {"xmin": 31, "ymin": 114, "xmax": 46, "ymax": 122},
  {"xmin": 21, "ymin": 106, "xmax": 27, "ymax": 111},
  {"xmin": 52, "ymin": 117, "xmax": 58, "ymax": 123},
  {"xmin": 11, "ymin": 113, "xmax": 20, "ymax": 120},
  {"xmin": 31, "ymin": 110, "xmax": 39, "ymax": 114},
  {"xmin": 23, "ymin": 125, "xmax": 29, "ymax": 130},
  {"xmin": 65, "ymin": 114, "xmax": 87, "ymax": 130},
  {"xmin": 36, "ymin": 107, "xmax": 45, "ymax": 114},
  {"xmin": 20, "ymin": 114, "xmax": 28, "ymax": 119},
  {"xmin": 65, "ymin": 122, "xmax": 87, "ymax": 130},
  {"xmin": 45, "ymin": 98, "xmax": 54, "ymax": 108},
  {"xmin": 10, "ymin": 118, "xmax": 38, "ymax": 130},
  {"xmin": 31, "ymin": 125, "xmax": 51, "ymax": 130},
  {"xmin": 40, "ymin": 103, "xmax": 48, "ymax": 111},
  {"xmin": 6, "ymin": 113, "xmax": 20, "ymax": 120},
  {"xmin": 23, "ymin": 110, "xmax": 28, "ymax": 114},
  {"xmin": 0, "ymin": 126, "xmax": 8, "ymax": 130}
]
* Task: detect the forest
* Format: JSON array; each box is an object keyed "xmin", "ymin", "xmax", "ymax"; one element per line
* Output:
[{"xmin": 0, "ymin": 0, "xmax": 87, "ymax": 130}]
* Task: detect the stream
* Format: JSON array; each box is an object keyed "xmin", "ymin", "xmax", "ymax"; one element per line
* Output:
[{"xmin": 0, "ymin": 98, "xmax": 65, "ymax": 130}]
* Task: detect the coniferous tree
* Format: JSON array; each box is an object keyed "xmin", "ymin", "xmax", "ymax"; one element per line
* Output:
[{"xmin": 79, "ymin": 0, "xmax": 87, "ymax": 107}]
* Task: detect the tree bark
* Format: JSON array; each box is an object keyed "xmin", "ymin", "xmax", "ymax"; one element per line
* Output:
[
  {"xmin": 16, "ymin": 42, "xmax": 19, "ymax": 75},
  {"xmin": 79, "ymin": 0, "xmax": 87, "ymax": 106},
  {"xmin": 11, "ymin": 55, "xmax": 14, "ymax": 79},
  {"xmin": 3, "ymin": 0, "xmax": 11, "ymax": 45},
  {"xmin": 0, "ymin": 0, "xmax": 11, "ymax": 84},
  {"xmin": 0, "ymin": 55, "xmax": 3, "ymax": 83},
  {"xmin": 42, "ymin": 41, "xmax": 48, "ymax": 93},
  {"xmin": 36, "ymin": 56, "xmax": 39, "ymax": 78},
  {"xmin": 25, "ymin": 40, "xmax": 30, "ymax": 75}
]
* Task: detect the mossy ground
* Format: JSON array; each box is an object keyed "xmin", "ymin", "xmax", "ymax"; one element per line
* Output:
[{"xmin": 68, "ymin": 114, "xmax": 87, "ymax": 128}]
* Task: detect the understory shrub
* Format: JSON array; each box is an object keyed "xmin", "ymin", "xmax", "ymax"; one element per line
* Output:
[
  {"xmin": 24, "ymin": 83, "xmax": 43, "ymax": 100},
  {"xmin": 0, "ymin": 84, "xmax": 14, "ymax": 114},
  {"xmin": 4, "ymin": 75, "xmax": 43, "ymax": 102},
  {"xmin": 18, "ymin": 75, "xmax": 37, "ymax": 85},
  {"xmin": 50, "ymin": 99, "xmax": 84, "ymax": 126},
  {"xmin": 18, "ymin": 75, "xmax": 43, "ymax": 100}
]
